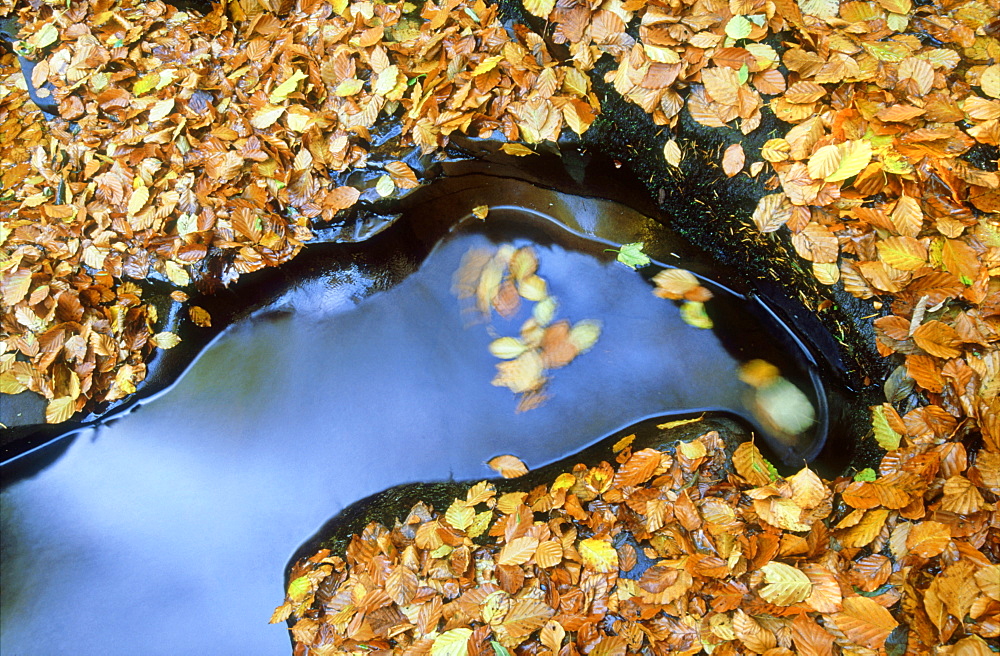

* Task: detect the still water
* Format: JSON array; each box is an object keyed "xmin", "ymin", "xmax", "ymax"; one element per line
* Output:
[{"xmin": 0, "ymin": 214, "xmax": 820, "ymax": 654}]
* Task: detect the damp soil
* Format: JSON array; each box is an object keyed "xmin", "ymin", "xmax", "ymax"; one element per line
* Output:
[{"xmin": 0, "ymin": 179, "xmax": 840, "ymax": 654}]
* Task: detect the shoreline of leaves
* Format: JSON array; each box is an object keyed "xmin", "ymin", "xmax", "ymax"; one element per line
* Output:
[{"xmin": 274, "ymin": 430, "xmax": 999, "ymax": 654}]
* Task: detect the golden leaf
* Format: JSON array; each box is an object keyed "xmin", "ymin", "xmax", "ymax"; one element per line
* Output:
[
  {"xmin": 831, "ymin": 596, "xmax": 897, "ymax": 650},
  {"xmin": 489, "ymin": 337, "xmax": 528, "ymax": 360},
  {"xmin": 568, "ymin": 320, "xmax": 601, "ymax": 353},
  {"xmin": 825, "ymin": 140, "xmax": 872, "ymax": 182},
  {"xmin": 759, "ymin": 561, "xmax": 813, "ymax": 606},
  {"xmin": 733, "ymin": 441, "xmax": 775, "ymax": 486},
  {"xmin": 912, "ymin": 320, "xmax": 962, "ymax": 358},
  {"xmin": 522, "ymin": 0, "xmax": 555, "ymax": 19},
  {"xmin": 801, "ymin": 563, "xmax": 843, "ymax": 613},
  {"xmin": 431, "ymin": 628, "xmax": 472, "ymax": 656},
  {"xmin": 890, "ymin": 195, "xmax": 923, "ymax": 237},
  {"xmin": 791, "ymin": 222, "xmax": 839, "ymax": 263},
  {"xmin": 487, "ymin": 454, "xmax": 529, "ymax": 478},
  {"xmin": 497, "ymin": 535, "xmax": 539, "ymax": 566},
  {"xmin": 876, "ymin": 235, "xmax": 927, "ymax": 270},
  {"xmin": 46, "ymin": 397, "xmax": 76, "ymax": 424},
  {"xmin": 445, "ymin": 498, "xmax": 475, "ymax": 531},
  {"xmin": 663, "ymin": 139, "xmax": 682, "ymax": 167},
  {"xmin": 578, "ymin": 538, "xmax": 618, "ymax": 573},
  {"xmin": 269, "ymin": 70, "xmax": 308, "ymax": 103},
  {"xmin": 128, "ymin": 185, "xmax": 149, "ymax": 217},
  {"xmin": 534, "ymin": 541, "xmax": 563, "ymax": 568},
  {"xmin": 386, "ymin": 564, "xmax": 418, "ymax": 605},
  {"xmin": 151, "ymin": 332, "xmax": 181, "ymax": 349},
  {"xmin": 807, "ymin": 144, "xmax": 842, "ymax": 180},
  {"xmin": 189, "ymin": 306, "xmax": 211, "ymax": 327},
  {"xmin": 751, "ymin": 193, "xmax": 793, "ymax": 233},
  {"xmin": 981, "ymin": 64, "xmax": 1000, "ymax": 99}
]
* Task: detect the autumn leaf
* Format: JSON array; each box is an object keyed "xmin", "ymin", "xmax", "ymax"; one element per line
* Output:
[
  {"xmin": 759, "ymin": 561, "xmax": 812, "ymax": 605},
  {"xmin": 488, "ymin": 455, "xmax": 529, "ymax": 478},
  {"xmin": 912, "ymin": 320, "xmax": 962, "ymax": 358},
  {"xmin": 733, "ymin": 442, "xmax": 777, "ymax": 486},
  {"xmin": 151, "ymin": 332, "xmax": 181, "ymax": 349},
  {"xmin": 663, "ymin": 139, "xmax": 682, "ymax": 167},
  {"xmin": 497, "ymin": 535, "xmax": 539, "ymax": 566},
  {"xmin": 722, "ymin": 143, "xmax": 745, "ymax": 177},
  {"xmin": 751, "ymin": 193, "xmax": 792, "ymax": 233},
  {"xmin": 432, "ymin": 628, "xmax": 473, "ymax": 656},
  {"xmin": 831, "ymin": 596, "xmax": 898, "ymax": 650},
  {"xmin": 45, "ymin": 397, "xmax": 76, "ymax": 424},
  {"xmin": 578, "ymin": 538, "xmax": 618, "ymax": 573},
  {"xmin": 269, "ymin": 70, "xmax": 308, "ymax": 103}
]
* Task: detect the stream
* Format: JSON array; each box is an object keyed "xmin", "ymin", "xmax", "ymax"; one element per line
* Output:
[{"xmin": 1, "ymin": 190, "xmax": 828, "ymax": 654}]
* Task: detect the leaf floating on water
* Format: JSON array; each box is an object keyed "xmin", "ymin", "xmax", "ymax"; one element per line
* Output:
[
  {"xmin": 488, "ymin": 454, "xmax": 529, "ymax": 478},
  {"xmin": 508, "ymin": 247, "xmax": 537, "ymax": 281},
  {"xmin": 151, "ymin": 331, "xmax": 181, "ymax": 349},
  {"xmin": 532, "ymin": 296, "xmax": 558, "ymax": 326},
  {"xmin": 611, "ymin": 242, "xmax": 650, "ymax": 269},
  {"xmin": 568, "ymin": 320, "xmax": 601, "ymax": 353},
  {"xmin": 680, "ymin": 301, "xmax": 713, "ymax": 329},
  {"xmin": 517, "ymin": 274, "xmax": 548, "ymax": 301},
  {"xmin": 189, "ymin": 306, "xmax": 212, "ymax": 327},
  {"xmin": 472, "ymin": 205, "xmax": 489, "ymax": 220},
  {"xmin": 489, "ymin": 337, "xmax": 528, "ymax": 360},
  {"xmin": 492, "ymin": 351, "xmax": 545, "ymax": 394}
]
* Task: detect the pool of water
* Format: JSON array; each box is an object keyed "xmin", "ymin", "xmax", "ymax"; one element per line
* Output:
[{"xmin": 0, "ymin": 199, "xmax": 827, "ymax": 653}]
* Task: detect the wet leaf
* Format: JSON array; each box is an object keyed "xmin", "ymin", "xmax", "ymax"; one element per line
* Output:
[
  {"xmin": 578, "ymin": 538, "xmax": 618, "ymax": 573},
  {"xmin": 151, "ymin": 332, "xmax": 181, "ymax": 349},
  {"xmin": 832, "ymin": 596, "xmax": 898, "ymax": 650},
  {"xmin": 432, "ymin": 628, "xmax": 473, "ymax": 656},
  {"xmin": 45, "ymin": 397, "xmax": 75, "ymax": 424},
  {"xmin": 663, "ymin": 139, "xmax": 682, "ymax": 167},
  {"xmin": 733, "ymin": 441, "xmax": 777, "ymax": 485},
  {"xmin": 488, "ymin": 455, "xmax": 529, "ymax": 479},
  {"xmin": 751, "ymin": 193, "xmax": 792, "ymax": 233},
  {"xmin": 611, "ymin": 242, "xmax": 650, "ymax": 269},
  {"xmin": 722, "ymin": 143, "xmax": 745, "ymax": 177},
  {"xmin": 680, "ymin": 301, "xmax": 713, "ymax": 329},
  {"xmin": 269, "ymin": 70, "xmax": 308, "ymax": 104},
  {"xmin": 759, "ymin": 561, "xmax": 812, "ymax": 605}
]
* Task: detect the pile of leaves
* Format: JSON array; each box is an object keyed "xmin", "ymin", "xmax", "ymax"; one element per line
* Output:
[{"xmin": 274, "ymin": 429, "xmax": 999, "ymax": 654}]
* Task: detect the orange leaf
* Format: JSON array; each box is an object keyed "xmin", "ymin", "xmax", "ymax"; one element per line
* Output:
[
  {"xmin": 905, "ymin": 520, "xmax": 951, "ymax": 558},
  {"xmin": 791, "ymin": 222, "xmax": 839, "ymax": 263},
  {"xmin": 497, "ymin": 535, "xmax": 539, "ymax": 566},
  {"xmin": 733, "ymin": 441, "xmax": 774, "ymax": 486},
  {"xmin": 912, "ymin": 320, "xmax": 962, "ymax": 358},
  {"xmin": 612, "ymin": 448, "xmax": 663, "ymax": 488},
  {"xmin": 876, "ymin": 235, "xmax": 927, "ymax": 270},
  {"xmin": 832, "ymin": 596, "xmax": 898, "ymax": 650},
  {"xmin": 487, "ymin": 455, "xmax": 529, "ymax": 478},
  {"xmin": 751, "ymin": 193, "xmax": 792, "ymax": 233},
  {"xmin": 722, "ymin": 143, "xmax": 745, "ymax": 177}
]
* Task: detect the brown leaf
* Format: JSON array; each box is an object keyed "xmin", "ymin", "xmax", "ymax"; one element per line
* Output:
[
  {"xmin": 722, "ymin": 143, "xmax": 745, "ymax": 177},
  {"xmin": 487, "ymin": 455, "xmax": 529, "ymax": 478}
]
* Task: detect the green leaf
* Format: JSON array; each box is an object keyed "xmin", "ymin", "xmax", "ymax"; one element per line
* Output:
[
  {"xmin": 872, "ymin": 405, "xmax": 901, "ymax": 451},
  {"xmin": 287, "ymin": 576, "xmax": 310, "ymax": 602},
  {"xmin": 269, "ymin": 70, "xmax": 308, "ymax": 104},
  {"xmin": 31, "ymin": 23, "xmax": 60, "ymax": 49},
  {"xmin": 725, "ymin": 15, "xmax": 752, "ymax": 40},
  {"xmin": 491, "ymin": 641, "xmax": 512, "ymax": 656},
  {"xmin": 611, "ymin": 242, "xmax": 650, "ymax": 269},
  {"xmin": 854, "ymin": 468, "xmax": 877, "ymax": 482},
  {"xmin": 737, "ymin": 63, "xmax": 750, "ymax": 85},
  {"xmin": 680, "ymin": 301, "xmax": 713, "ymax": 329},
  {"xmin": 133, "ymin": 72, "xmax": 161, "ymax": 96},
  {"xmin": 375, "ymin": 174, "xmax": 395, "ymax": 197}
]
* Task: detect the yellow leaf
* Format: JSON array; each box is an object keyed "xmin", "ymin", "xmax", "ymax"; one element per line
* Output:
[
  {"xmin": 250, "ymin": 105, "xmax": 285, "ymax": 129},
  {"xmin": 517, "ymin": 275, "xmax": 548, "ymax": 301},
  {"xmin": 128, "ymin": 185, "xmax": 149, "ymax": 217},
  {"xmin": 760, "ymin": 138, "xmax": 790, "ymax": 162},
  {"xmin": 578, "ymin": 538, "xmax": 618, "ymax": 573},
  {"xmin": 825, "ymin": 140, "xmax": 872, "ymax": 182},
  {"xmin": 832, "ymin": 596, "xmax": 898, "ymax": 650},
  {"xmin": 500, "ymin": 143, "xmax": 536, "ymax": 157},
  {"xmin": 733, "ymin": 441, "xmax": 776, "ymax": 485},
  {"xmin": 488, "ymin": 454, "xmax": 529, "ymax": 478},
  {"xmin": 759, "ymin": 562, "xmax": 813, "ymax": 605},
  {"xmin": 876, "ymin": 236, "xmax": 927, "ymax": 270},
  {"xmin": 46, "ymin": 397, "xmax": 76, "ymax": 424},
  {"xmin": 164, "ymin": 261, "xmax": 190, "ymax": 286},
  {"xmin": 445, "ymin": 498, "xmax": 475, "ymax": 531},
  {"xmin": 471, "ymin": 55, "xmax": 504, "ymax": 77},
  {"xmin": 148, "ymin": 98, "xmax": 175, "ymax": 122},
  {"xmin": 489, "ymin": 337, "xmax": 528, "ymax": 359},
  {"xmin": 431, "ymin": 628, "xmax": 472, "ymax": 656},
  {"xmin": 335, "ymin": 77, "xmax": 365, "ymax": 97},
  {"xmin": 568, "ymin": 320, "xmax": 601, "ymax": 352},
  {"xmin": 523, "ymin": 0, "xmax": 555, "ymax": 19},
  {"xmin": 269, "ymin": 70, "xmax": 308, "ymax": 103},
  {"xmin": 981, "ymin": 64, "xmax": 1000, "ymax": 99},
  {"xmin": 152, "ymin": 332, "xmax": 181, "ymax": 349},
  {"xmin": 807, "ymin": 144, "xmax": 842, "ymax": 180},
  {"xmin": 680, "ymin": 301, "xmax": 713, "ymax": 329},
  {"xmin": 663, "ymin": 139, "xmax": 682, "ymax": 167}
]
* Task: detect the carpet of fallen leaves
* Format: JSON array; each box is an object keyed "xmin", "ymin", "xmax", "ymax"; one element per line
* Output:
[
  {"xmin": 274, "ymin": 432, "xmax": 999, "ymax": 655},
  {"xmin": 1, "ymin": 0, "xmax": 999, "ymax": 651}
]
